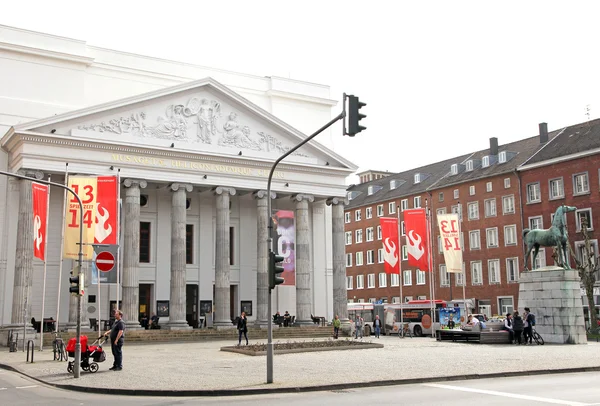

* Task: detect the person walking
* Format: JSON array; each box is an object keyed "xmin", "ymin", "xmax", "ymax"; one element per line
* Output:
[
  {"xmin": 332, "ymin": 315, "xmax": 341, "ymax": 339},
  {"xmin": 354, "ymin": 315, "xmax": 363, "ymax": 339},
  {"xmin": 373, "ymin": 315, "xmax": 383, "ymax": 338},
  {"xmin": 103, "ymin": 309, "xmax": 125, "ymax": 371},
  {"xmin": 512, "ymin": 311, "xmax": 524, "ymax": 345},
  {"xmin": 237, "ymin": 311, "xmax": 248, "ymax": 345}
]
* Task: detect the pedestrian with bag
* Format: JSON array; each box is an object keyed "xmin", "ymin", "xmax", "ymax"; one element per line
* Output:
[
  {"xmin": 103, "ymin": 309, "xmax": 125, "ymax": 371},
  {"xmin": 237, "ymin": 311, "xmax": 248, "ymax": 346}
]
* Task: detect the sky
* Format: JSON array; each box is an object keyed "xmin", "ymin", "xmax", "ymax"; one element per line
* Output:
[{"xmin": 2, "ymin": 1, "xmax": 600, "ymax": 177}]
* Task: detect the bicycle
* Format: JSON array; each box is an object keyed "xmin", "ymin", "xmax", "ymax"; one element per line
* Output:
[
  {"xmin": 52, "ymin": 332, "xmax": 68, "ymax": 361},
  {"xmin": 531, "ymin": 327, "xmax": 544, "ymax": 345}
]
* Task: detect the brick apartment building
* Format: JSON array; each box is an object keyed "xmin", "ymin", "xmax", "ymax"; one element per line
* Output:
[{"xmin": 345, "ymin": 119, "xmax": 600, "ymax": 318}]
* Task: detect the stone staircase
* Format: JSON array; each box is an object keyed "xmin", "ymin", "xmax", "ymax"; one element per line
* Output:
[{"xmin": 43, "ymin": 325, "xmax": 342, "ymax": 344}]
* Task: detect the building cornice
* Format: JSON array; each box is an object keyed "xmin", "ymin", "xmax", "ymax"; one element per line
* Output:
[
  {"xmin": 266, "ymin": 90, "xmax": 337, "ymax": 106},
  {"xmin": 518, "ymin": 146, "xmax": 600, "ymax": 171},
  {"xmin": 0, "ymin": 41, "xmax": 95, "ymax": 65}
]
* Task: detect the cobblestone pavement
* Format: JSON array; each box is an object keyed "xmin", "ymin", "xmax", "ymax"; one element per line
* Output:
[{"xmin": 1, "ymin": 336, "xmax": 599, "ymax": 392}]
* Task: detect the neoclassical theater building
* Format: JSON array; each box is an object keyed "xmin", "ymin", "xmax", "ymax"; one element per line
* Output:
[{"xmin": 0, "ymin": 25, "xmax": 355, "ymax": 333}]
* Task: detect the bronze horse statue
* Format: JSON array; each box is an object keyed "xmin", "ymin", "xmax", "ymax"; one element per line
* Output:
[{"xmin": 523, "ymin": 205, "xmax": 577, "ymax": 270}]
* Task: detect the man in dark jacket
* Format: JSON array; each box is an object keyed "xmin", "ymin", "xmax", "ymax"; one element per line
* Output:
[
  {"xmin": 524, "ymin": 307, "xmax": 535, "ymax": 344},
  {"xmin": 103, "ymin": 309, "xmax": 125, "ymax": 371},
  {"xmin": 512, "ymin": 311, "xmax": 524, "ymax": 345}
]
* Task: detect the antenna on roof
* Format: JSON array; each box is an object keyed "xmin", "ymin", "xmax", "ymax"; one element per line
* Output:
[{"xmin": 585, "ymin": 105, "xmax": 592, "ymax": 130}]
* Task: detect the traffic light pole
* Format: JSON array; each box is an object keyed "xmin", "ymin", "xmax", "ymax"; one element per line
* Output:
[
  {"xmin": 265, "ymin": 110, "xmax": 345, "ymax": 383},
  {"xmin": 0, "ymin": 169, "xmax": 85, "ymax": 378}
]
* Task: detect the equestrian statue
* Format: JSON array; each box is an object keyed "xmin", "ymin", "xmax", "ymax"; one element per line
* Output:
[{"xmin": 523, "ymin": 205, "xmax": 577, "ymax": 270}]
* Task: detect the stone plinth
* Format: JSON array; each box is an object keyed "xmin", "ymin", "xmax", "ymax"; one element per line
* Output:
[{"xmin": 518, "ymin": 266, "xmax": 587, "ymax": 344}]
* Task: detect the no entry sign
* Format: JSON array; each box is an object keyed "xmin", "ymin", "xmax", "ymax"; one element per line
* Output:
[{"xmin": 96, "ymin": 251, "xmax": 115, "ymax": 272}]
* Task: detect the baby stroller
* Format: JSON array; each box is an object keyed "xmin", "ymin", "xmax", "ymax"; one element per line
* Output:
[{"xmin": 66, "ymin": 335, "xmax": 108, "ymax": 373}]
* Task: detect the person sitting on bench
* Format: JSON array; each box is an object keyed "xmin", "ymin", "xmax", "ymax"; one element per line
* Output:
[{"xmin": 149, "ymin": 313, "xmax": 160, "ymax": 329}]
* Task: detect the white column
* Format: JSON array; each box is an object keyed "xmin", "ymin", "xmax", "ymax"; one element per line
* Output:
[
  {"xmin": 213, "ymin": 186, "xmax": 236, "ymax": 327},
  {"xmin": 293, "ymin": 194, "xmax": 314, "ymax": 324},
  {"xmin": 327, "ymin": 197, "xmax": 348, "ymax": 324},
  {"xmin": 253, "ymin": 190, "xmax": 275, "ymax": 326}
]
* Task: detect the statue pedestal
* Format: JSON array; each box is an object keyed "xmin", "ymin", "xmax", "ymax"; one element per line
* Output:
[{"xmin": 518, "ymin": 266, "xmax": 587, "ymax": 344}]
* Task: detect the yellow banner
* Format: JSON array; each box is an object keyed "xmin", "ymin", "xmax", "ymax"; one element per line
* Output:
[{"xmin": 63, "ymin": 176, "xmax": 98, "ymax": 260}]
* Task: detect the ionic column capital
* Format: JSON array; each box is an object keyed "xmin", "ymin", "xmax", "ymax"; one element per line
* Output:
[
  {"xmin": 16, "ymin": 169, "xmax": 44, "ymax": 180},
  {"xmin": 214, "ymin": 186, "xmax": 236, "ymax": 196},
  {"xmin": 253, "ymin": 190, "xmax": 276, "ymax": 200},
  {"xmin": 292, "ymin": 194, "xmax": 314, "ymax": 203},
  {"xmin": 170, "ymin": 183, "xmax": 193, "ymax": 193},
  {"xmin": 326, "ymin": 197, "xmax": 348, "ymax": 206},
  {"xmin": 123, "ymin": 179, "xmax": 147, "ymax": 189}
]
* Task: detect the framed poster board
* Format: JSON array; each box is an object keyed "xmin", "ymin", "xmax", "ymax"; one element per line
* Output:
[
  {"xmin": 200, "ymin": 300, "xmax": 212, "ymax": 317},
  {"xmin": 157, "ymin": 300, "xmax": 170, "ymax": 317},
  {"xmin": 241, "ymin": 300, "xmax": 252, "ymax": 317}
]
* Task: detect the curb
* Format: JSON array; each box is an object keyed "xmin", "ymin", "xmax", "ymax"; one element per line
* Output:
[{"xmin": 2, "ymin": 362, "xmax": 600, "ymax": 397}]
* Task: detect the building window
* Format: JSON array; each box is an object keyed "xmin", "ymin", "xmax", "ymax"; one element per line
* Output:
[
  {"xmin": 486, "ymin": 182, "xmax": 492, "ymax": 192},
  {"xmin": 377, "ymin": 225, "xmax": 382, "ymax": 240},
  {"xmin": 439, "ymin": 192, "xmax": 444, "ymax": 202},
  {"xmin": 438, "ymin": 235, "xmax": 443, "ymax": 253},
  {"xmin": 390, "ymin": 179, "xmax": 398, "ymax": 190},
  {"xmin": 368, "ymin": 186, "xmax": 375, "ymax": 196},
  {"xmin": 469, "ymin": 185, "xmax": 475, "ymax": 195},
  {"xmin": 366, "ymin": 227, "xmax": 374, "ymax": 241},
  {"xmin": 527, "ymin": 183, "xmax": 541, "ymax": 203},
  {"xmin": 356, "ymin": 251, "xmax": 364, "ymax": 266},
  {"xmin": 451, "ymin": 204, "xmax": 462, "ymax": 221},
  {"xmin": 499, "ymin": 151, "xmax": 507, "ymax": 163},
  {"xmin": 576, "ymin": 208, "xmax": 593, "ymax": 231},
  {"xmin": 484, "ymin": 198, "xmax": 497, "ymax": 217},
  {"xmin": 346, "ymin": 253, "xmax": 353, "ymax": 267},
  {"xmin": 139, "ymin": 221, "xmax": 151, "ymax": 263},
  {"xmin": 377, "ymin": 248, "xmax": 384, "ymax": 263},
  {"xmin": 456, "ymin": 269, "xmax": 464, "ymax": 286},
  {"xmin": 377, "ymin": 204, "xmax": 384, "ymax": 216},
  {"xmin": 574, "ymin": 240, "xmax": 599, "ymax": 267},
  {"xmin": 504, "ymin": 224, "xmax": 517, "ymax": 246},
  {"xmin": 355, "ymin": 229, "xmax": 363, "ymax": 243},
  {"xmin": 389, "ymin": 202, "xmax": 396, "ymax": 214},
  {"xmin": 486, "ymin": 227, "xmax": 499, "ymax": 248},
  {"xmin": 391, "ymin": 273, "xmax": 400, "ymax": 286},
  {"xmin": 417, "ymin": 270, "xmax": 426, "ymax": 285},
  {"xmin": 532, "ymin": 248, "xmax": 546, "ymax": 270},
  {"xmin": 469, "ymin": 230, "xmax": 481, "ymax": 250},
  {"xmin": 450, "ymin": 164, "xmax": 458, "ymax": 175},
  {"xmin": 453, "ymin": 189, "xmax": 459, "ymax": 199},
  {"xmin": 466, "ymin": 160, "xmax": 473, "ymax": 171},
  {"xmin": 573, "ymin": 172, "xmax": 590, "ymax": 195},
  {"xmin": 502, "ymin": 195, "xmax": 515, "ymax": 214},
  {"xmin": 367, "ymin": 250, "xmax": 375, "ymax": 265},
  {"xmin": 467, "ymin": 202, "xmax": 479, "ymax": 220},
  {"xmin": 440, "ymin": 265, "xmax": 449, "ymax": 286},
  {"xmin": 355, "ymin": 210, "xmax": 362, "ymax": 221},
  {"xmin": 437, "ymin": 208, "xmax": 446, "ymax": 217},
  {"xmin": 549, "ymin": 178, "xmax": 564, "ymax": 199},
  {"xmin": 506, "ymin": 258, "xmax": 519, "ymax": 283},
  {"xmin": 356, "ymin": 275, "xmax": 364, "ymax": 289},
  {"xmin": 401, "ymin": 221, "xmax": 406, "ymax": 236},
  {"xmin": 402, "ymin": 245, "xmax": 408, "ymax": 261},
  {"xmin": 498, "ymin": 297, "xmax": 514, "ymax": 315},
  {"xmin": 488, "ymin": 259, "xmax": 501, "ymax": 284},
  {"xmin": 403, "ymin": 270, "xmax": 412, "ymax": 286},
  {"xmin": 401, "ymin": 199, "xmax": 408, "ymax": 211},
  {"xmin": 414, "ymin": 173, "xmax": 421, "ymax": 184},
  {"xmin": 186, "ymin": 224, "xmax": 194, "ymax": 264},
  {"xmin": 529, "ymin": 216, "xmax": 543, "ymax": 230},
  {"xmin": 367, "ymin": 273, "xmax": 375, "ymax": 288},
  {"xmin": 504, "ymin": 178, "xmax": 511, "ymax": 188},
  {"xmin": 482, "ymin": 156, "xmax": 490, "ymax": 168},
  {"xmin": 392, "ymin": 296, "xmax": 400, "ymax": 304},
  {"xmin": 345, "ymin": 212, "xmax": 351, "ymax": 223},
  {"xmin": 414, "ymin": 196, "xmax": 422, "ymax": 208},
  {"xmin": 366, "ymin": 207, "xmax": 373, "ymax": 219},
  {"xmin": 346, "ymin": 276, "xmax": 353, "ymax": 290},
  {"xmin": 345, "ymin": 231, "xmax": 352, "ymax": 245},
  {"xmin": 471, "ymin": 261, "xmax": 483, "ymax": 285},
  {"xmin": 379, "ymin": 273, "xmax": 387, "ymax": 287}
]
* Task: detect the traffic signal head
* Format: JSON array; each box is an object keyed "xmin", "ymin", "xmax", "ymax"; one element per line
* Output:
[
  {"xmin": 69, "ymin": 268, "xmax": 84, "ymax": 296},
  {"xmin": 347, "ymin": 95, "xmax": 367, "ymax": 136},
  {"xmin": 268, "ymin": 251, "xmax": 285, "ymax": 290}
]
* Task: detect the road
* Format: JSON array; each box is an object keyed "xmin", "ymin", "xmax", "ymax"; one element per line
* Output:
[{"xmin": 1, "ymin": 369, "xmax": 599, "ymax": 405}]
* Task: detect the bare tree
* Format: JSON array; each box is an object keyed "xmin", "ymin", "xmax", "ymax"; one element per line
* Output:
[{"xmin": 568, "ymin": 217, "xmax": 599, "ymax": 331}]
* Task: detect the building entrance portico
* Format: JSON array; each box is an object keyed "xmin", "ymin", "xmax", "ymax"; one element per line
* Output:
[{"xmin": 0, "ymin": 77, "xmax": 356, "ymax": 335}]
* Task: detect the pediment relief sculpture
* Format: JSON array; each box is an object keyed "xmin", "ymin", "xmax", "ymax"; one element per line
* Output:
[{"xmin": 77, "ymin": 97, "xmax": 308, "ymax": 157}]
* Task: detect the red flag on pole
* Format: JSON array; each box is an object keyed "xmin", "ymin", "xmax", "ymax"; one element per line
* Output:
[
  {"xmin": 95, "ymin": 176, "xmax": 119, "ymax": 244},
  {"xmin": 404, "ymin": 208, "xmax": 430, "ymax": 271},
  {"xmin": 380, "ymin": 217, "xmax": 400, "ymax": 274},
  {"xmin": 32, "ymin": 182, "xmax": 49, "ymax": 261}
]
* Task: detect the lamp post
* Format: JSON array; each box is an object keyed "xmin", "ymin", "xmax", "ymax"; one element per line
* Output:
[{"xmin": 0, "ymin": 169, "xmax": 84, "ymax": 378}]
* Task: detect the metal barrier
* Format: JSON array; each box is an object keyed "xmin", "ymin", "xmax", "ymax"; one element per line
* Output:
[{"xmin": 26, "ymin": 340, "xmax": 34, "ymax": 363}]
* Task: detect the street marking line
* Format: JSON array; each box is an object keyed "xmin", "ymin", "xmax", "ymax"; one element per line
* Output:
[
  {"xmin": 15, "ymin": 385, "xmax": 38, "ymax": 389},
  {"xmin": 0, "ymin": 388, "xmax": 6, "ymax": 391},
  {"xmin": 422, "ymin": 383, "xmax": 590, "ymax": 406}
]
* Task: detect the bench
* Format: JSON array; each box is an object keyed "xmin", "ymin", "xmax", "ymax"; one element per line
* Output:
[{"xmin": 436, "ymin": 329, "xmax": 511, "ymax": 344}]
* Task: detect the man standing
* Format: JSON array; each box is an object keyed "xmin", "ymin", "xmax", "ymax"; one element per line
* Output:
[
  {"xmin": 354, "ymin": 315, "xmax": 363, "ymax": 339},
  {"xmin": 524, "ymin": 307, "xmax": 535, "ymax": 345},
  {"xmin": 104, "ymin": 309, "xmax": 125, "ymax": 371},
  {"xmin": 332, "ymin": 315, "xmax": 341, "ymax": 339},
  {"xmin": 373, "ymin": 315, "xmax": 383, "ymax": 338}
]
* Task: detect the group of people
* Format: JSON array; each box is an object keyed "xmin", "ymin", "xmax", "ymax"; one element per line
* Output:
[
  {"xmin": 273, "ymin": 311, "xmax": 293, "ymax": 327},
  {"xmin": 500, "ymin": 307, "xmax": 536, "ymax": 345}
]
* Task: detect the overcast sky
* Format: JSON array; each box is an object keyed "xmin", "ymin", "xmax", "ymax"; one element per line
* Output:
[{"xmin": 3, "ymin": 1, "xmax": 600, "ymax": 177}]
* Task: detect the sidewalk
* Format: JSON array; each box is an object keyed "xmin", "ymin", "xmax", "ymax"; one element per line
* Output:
[{"xmin": 1, "ymin": 336, "xmax": 600, "ymax": 395}]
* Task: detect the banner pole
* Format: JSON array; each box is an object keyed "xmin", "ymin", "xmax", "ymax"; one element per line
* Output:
[
  {"xmin": 40, "ymin": 176, "xmax": 51, "ymax": 350},
  {"xmin": 116, "ymin": 169, "xmax": 121, "ymax": 312},
  {"xmin": 426, "ymin": 200, "xmax": 435, "ymax": 337},
  {"xmin": 457, "ymin": 202, "xmax": 467, "ymax": 317},
  {"xmin": 397, "ymin": 209, "xmax": 403, "ymax": 337},
  {"xmin": 56, "ymin": 163, "xmax": 69, "ymax": 332}
]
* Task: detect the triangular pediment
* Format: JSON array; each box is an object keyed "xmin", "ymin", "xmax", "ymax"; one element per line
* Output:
[{"xmin": 14, "ymin": 78, "xmax": 356, "ymax": 170}]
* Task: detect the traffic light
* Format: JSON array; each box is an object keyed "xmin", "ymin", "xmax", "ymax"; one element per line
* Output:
[
  {"xmin": 346, "ymin": 95, "xmax": 367, "ymax": 136},
  {"xmin": 69, "ymin": 268, "xmax": 84, "ymax": 296},
  {"xmin": 268, "ymin": 251, "xmax": 285, "ymax": 290}
]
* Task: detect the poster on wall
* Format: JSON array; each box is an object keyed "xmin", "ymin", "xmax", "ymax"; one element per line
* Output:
[
  {"xmin": 271, "ymin": 210, "xmax": 296, "ymax": 286},
  {"xmin": 439, "ymin": 307, "xmax": 462, "ymax": 329}
]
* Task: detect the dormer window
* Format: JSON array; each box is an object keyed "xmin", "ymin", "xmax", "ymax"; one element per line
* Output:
[
  {"xmin": 499, "ymin": 151, "xmax": 507, "ymax": 163},
  {"xmin": 414, "ymin": 173, "xmax": 421, "ymax": 184},
  {"xmin": 466, "ymin": 160, "xmax": 473, "ymax": 171},
  {"xmin": 368, "ymin": 186, "xmax": 374, "ymax": 195},
  {"xmin": 451, "ymin": 164, "xmax": 458, "ymax": 175},
  {"xmin": 482, "ymin": 156, "xmax": 490, "ymax": 168},
  {"xmin": 390, "ymin": 180, "xmax": 397, "ymax": 190}
]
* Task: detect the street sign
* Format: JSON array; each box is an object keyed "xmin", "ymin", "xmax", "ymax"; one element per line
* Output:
[{"xmin": 95, "ymin": 251, "xmax": 115, "ymax": 272}]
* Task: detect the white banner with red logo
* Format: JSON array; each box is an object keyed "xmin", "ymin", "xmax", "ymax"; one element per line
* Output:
[
  {"xmin": 380, "ymin": 217, "xmax": 400, "ymax": 274},
  {"xmin": 403, "ymin": 208, "xmax": 430, "ymax": 271},
  {"xmin": 32, "ymin": 182, "xmax": 49, "ymax": 261},
  {"xmin": 437, "ymin": 213, "xmax": 463, "ymax": 273},
  {"xmin": 95, "ymin": 176, "xmax": 119, "ymax": 245}
]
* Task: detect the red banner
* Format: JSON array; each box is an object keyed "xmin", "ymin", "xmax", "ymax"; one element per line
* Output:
[
  {"xmin": 403, "ymin": 208, "xmax": 430, "ymax": 271},
  {"xmin": 95, "ymin": 176, "xmax": 119, "ymax": 244},
  {"xmin": 32, "ymin": 182, "xmax": 49, "ymax": 261},
  {"xmin": 380, "ymin": 217, "xmax": 400, "ymax": 274}
]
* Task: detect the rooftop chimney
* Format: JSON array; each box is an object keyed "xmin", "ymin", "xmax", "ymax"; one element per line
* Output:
[
  {"xmin": 539, "ymin": 122, "xmax": 548, "ymax": 144},
  {"xmin": 489, "ymin": 137, "xmax": 498, "ymax": 156}
]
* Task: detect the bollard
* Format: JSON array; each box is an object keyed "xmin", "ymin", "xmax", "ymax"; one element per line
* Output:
[{"xmin": 26, "ymin": 340, "xmax": 34, "ymax": 363}]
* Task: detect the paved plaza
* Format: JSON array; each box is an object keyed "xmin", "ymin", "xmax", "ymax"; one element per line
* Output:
[{"xmin": 1, "ymin": 335, "xmax": 600, "ymax": 394}]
